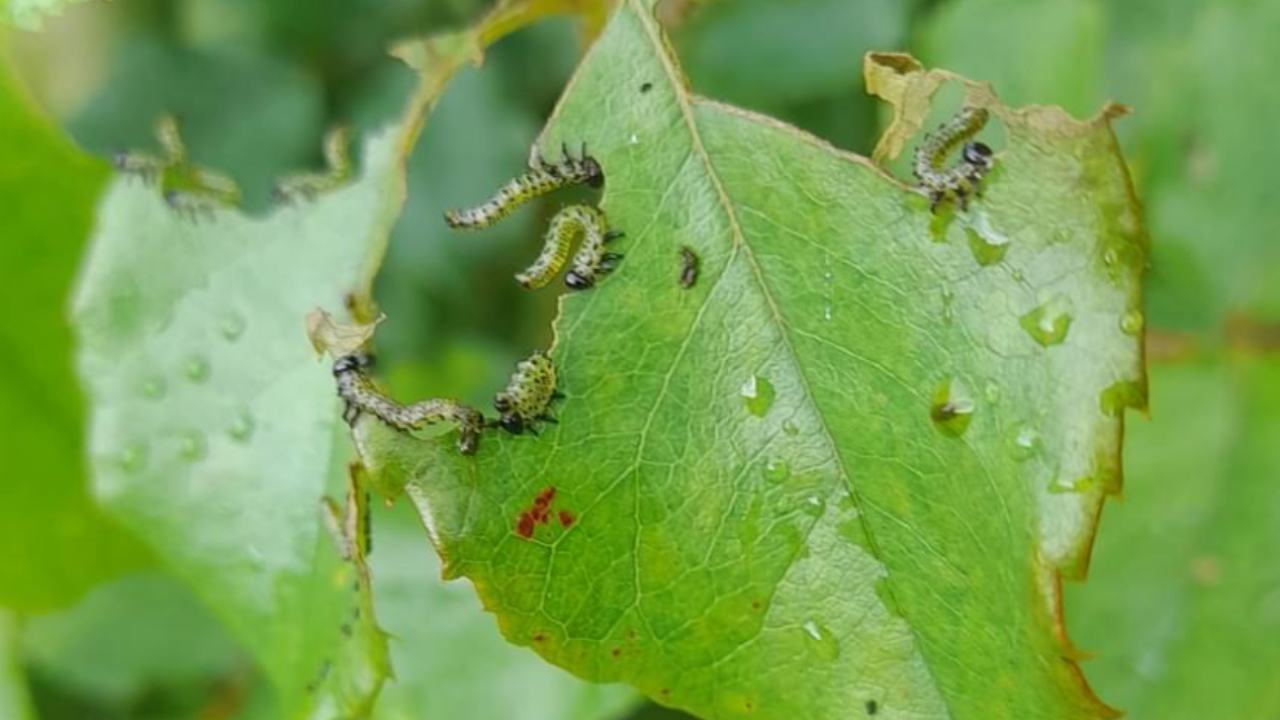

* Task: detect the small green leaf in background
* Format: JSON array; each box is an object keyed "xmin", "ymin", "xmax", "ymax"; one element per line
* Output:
[
  {"xmin": 356, "ymin": 1, "xmax": 1145, "ymax": 717},
  {"xmin": 0, "ymin": 40, "xmax": 150, "ymax": 613}
]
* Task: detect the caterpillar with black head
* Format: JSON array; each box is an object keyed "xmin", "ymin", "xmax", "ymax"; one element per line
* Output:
[
  {"xmin": 493, "ymin": 351, "xmax": 562, "ymax": 435},
  {"xmin": 514, "ymin": 205, "xmax": 624, "ymax": 290},
  {"xmin": 333, "ymin": 353, "xmax": 483, "ymax": 455},
  {"xmin": 444, "ymin": 143, "xmax": 603, "ymax": 229},
  {"xmin": 274, "ymin": 126, "xmax": 354, "ymax": 203},
  {"xmin": 113, "ymin": 115, "xmax": 185, "ymax": 185},
  {"xmin": 913, "ymin": 106, "xmax": 996, "ymax": 213}
]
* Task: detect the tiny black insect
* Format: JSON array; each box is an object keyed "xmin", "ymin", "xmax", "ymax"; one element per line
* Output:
[
  {"xmin": 444, "ymin": 143, "xmax": 603, "ymax": 229},
  {"xmin": 865, "ymin": 699, "xmax": 878, "ymax": 715},
  {"xmin": 333, "ymin": 353, "xmax": 483, "ymax": 455},
  {"xmin": 493, "ymin": 351, "xmax": 562, "ymax": 435},
  {"xmin": 678, "ymin": 245, "xmax": 699, "ymax": 289},
  {"xmin": 912, "ymin": 106, "xmax": 996, "ymax": 213},
  {"xmin": 640, "ymin": 82, "xmax": 653, "ymax": 93}
]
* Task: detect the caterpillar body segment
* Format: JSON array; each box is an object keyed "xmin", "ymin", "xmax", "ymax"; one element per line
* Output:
[
  {"xmin": 493, "ymin": 351, "xmax": 560, "ymax": 436},
  {"xmin": 273, "ymin": 126, "xmax": 354, "ymax": 203},
  {"xmin": 444, "ymin": 143, "xmax": 603, "ymax": 230},
  {"xmin": 333, "ymin": 354, "xmax": 483, "ymax": 455},
  {"xmin": 912, "ymin": 106, "xmax": 997, "ymax": 212}
]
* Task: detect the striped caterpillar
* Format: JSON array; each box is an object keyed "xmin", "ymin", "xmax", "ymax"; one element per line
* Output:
[
  {"xmin": 493, "ymin": 350, "xmax": 562, "ymax": 435},
  {"xmin": 114, "ymin": 114, "xmax": 241, "ymax": 218},
  {"xmin": 333, "ymin": 353, "xmax": 483, "ymax": 455},
  {"xmin": 444, "ymin": 143, "xmax": 603, "ymax": 229},
  {"xmin": 516, "ymin": 205, "xmax": 625, "ymax": 290},
  {"xmin": 274, "ymin": 126, "xmax": 354, "ymax": 203},
  {"xmin": 112, "ymin": 115, "xmax": 185, "ymax": 185},
  {"xmin": 912, "ymin": 106, "xmax": 996, "ymax": 213}
]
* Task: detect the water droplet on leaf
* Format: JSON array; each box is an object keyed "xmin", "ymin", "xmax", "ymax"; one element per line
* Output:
[
  {"xmin": 220, "ymin": 312, "xmax": 246, "ymax": 341},
  {"xmin": 118, "ymin": 443, "xmax": 146, "ymax": 472},
  {"xmin": 1120, "ymin": 310, "xmax": 1144, "ymax": 336},
  {"xmin": 1008, "ymin": 424, "xmax": 1041, "ymax": 461},
  {"xmin": 1020, "ymin": 295, "xmax": 1073, "ymax": 347},
  {"xmin": 179, "ymin": 430, "xmax": 206, "ymax": 461},
  {"xmin": 801, "ymin": 620, "xmax": 840, "ymax": 660},
  {"xmin": 228, "ymin": 410, "xmax": 255, "ymax": 442},
  {"xmin": 740, "ymin": 375, "xmax": 775, "ymax": 417},
  {"xmin": 184, "ymin": 356, "xmax": 211, "ymax": 383},
  {"xmin": 140, "ymin": 376, "xmax": 167, "ymax": 400},
  {"xmin": 763, "ymin": 460, "xmax": 790, "ymax": 484},
  {"xmin": 930, "ymin": 379, "xmax": 974, "ymax": 437}
]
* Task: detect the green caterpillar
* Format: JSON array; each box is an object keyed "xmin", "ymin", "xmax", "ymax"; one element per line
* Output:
[
  {"xmin": 444, "ymin": 143, "xmax": 603, "ymax": 229},
  {"xmin": 493, "ymin": 351, "xmax": 562, "ymax": 435},
  {"xmin": 912, "ymin": 106, "xmax": 996, "ymax": 212},
  {"xmin": 333, "ymin": 354, "xmax": 483, "ymax": 455},
  {"xmin": 515, "ymin": 204, "xmax": 625, "ymax": 290}
]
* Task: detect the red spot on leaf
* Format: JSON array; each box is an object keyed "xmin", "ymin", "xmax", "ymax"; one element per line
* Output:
[
  {"xmin": 516, "ymin": 512, "xmax": 535, "ymax": 539},
  {"xmin": 558, "ymin": 510, "xmax": 576, "ymax": 527}
]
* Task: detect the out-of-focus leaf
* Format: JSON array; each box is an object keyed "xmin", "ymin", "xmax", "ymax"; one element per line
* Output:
[
  {"xmin": 71, "ymin": 1, "xmax": 642, "ymax": 716},
  {"xmin": 355, "ymin": 2, "xmax": 1146, "ymax": 717},
  {"xmin": 66, "ymin": 36, "xmax": 325, "ymax": 213},
  {"xmin": 2, "ymin": 0, "xmax": 88, "ymax": 31},
  {"xmin": 1068, "ymin": 359, "xmax": 1280, "ymax": 718},
  {"xmin": 0, "ymin": 43, "xmax": 149, "ymax": 612},
  {"xmin": 670, "ymin": 0, "xmax": 906, "ymax": 151},
  {"xmin": 369, "ymin": 502, "xmax": 639, "ymax": 720},
  {"xmin": 0, "ymin": 613, "xmax": 34, "ymax": 720},
  {"xmin": 21, "ymin": 572, "xmax": 248, "ymax": 714},
  {"xmin": 917, "ymin": 0, "xmax": 1104, "ymax": 120}
]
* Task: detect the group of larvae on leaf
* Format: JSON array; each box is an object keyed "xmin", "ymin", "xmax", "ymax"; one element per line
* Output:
[
  {"xmin": 912, "ymin": 106, "xmax": 997, "ymax": 212},
  {"xmin": 445, "ymin": 142, "xmax": 625, "ymax": 290},
  {"xmin": 113, "ymin": 117, "xmax": 355, "ymax": 218},
  {"xmin": 332, "ymin": 349, "xmax": 562, "ymax": 456},
  {"xmin": 113, "ymin": 114, "xmax": 241, "ymax": 220}
]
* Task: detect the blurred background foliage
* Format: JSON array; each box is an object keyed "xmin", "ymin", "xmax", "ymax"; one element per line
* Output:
[{"xmin": 1, "ymin": 0, "xmax": 1276, "ymax": 718}]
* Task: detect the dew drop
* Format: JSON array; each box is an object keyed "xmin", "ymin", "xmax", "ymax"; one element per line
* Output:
[
  {"xmin": 941, "ymin": 288, "xmax": 956, "ymax": 325},
  {"xmin": 801, "ymin": 620, "xmax": 840, "ymax": 660},
  {"xmin": 228, "ymin": 410, "xmax": 255, "ymax": 442},
  {"xmin": 801, "ymin": 495, "xmax": 825, "ymax": 517},
  {"xmin": 930, "ymin": 378, "xmax": 974, "ymax": 437},
  {"xmin": 1100, "ymin": 379, "xmax": 1145, "ymax": 418},
  {"xmin": 984, "ymin": 382, "xmax": 1001, "ymax": 404},
  {"xmin": 763, "ymin": 459, "xmax": 790, "ymax": 484},
  {"xmin": 179, "ymin": 430, "xmax": 206, "ymax": 461},
  {"xmin": 782, "ymin": 420, "xmax": 799, "ymax": 436},
  {"xmin": 965, "ymin": 226, "xmax": 1009, "ymax": 267},
  {"xmin": 140, "ymin": 376, "xmax": 167, "ymax": 400},
  {"xmin": 823, "ymin": 305, "xmax": 833, "ymax": 321},
  {"xmin": 1120, "ymin": 310, "xmax": 1144, "ymax": 336},
  {"xmin": 184, "ymin": 355, "xmax": 211, "ymax": 383},
  {"xmin": 1008, "ymin": 424, "xmax": 1041, "ymax": 461},
  {"xmin": 628, "ymin": 133, "xmax": 640, "ymax": 146},
  {"xmin": 740, "ymin": 375, "xmax": 775, "ymax": 417},
  {"xmin": 118, "ymin": 442, "xmax": 147, "ymax": 473},
  {"xmin": 1103, "ymin": 248, "xmax": 1119, "ymax": 267},
  {"xmin": 1019, "ymin": 295, "xmax": 1073, "ymax": 347},
  {"xmin": 220, "ymin": 312, "xmax": 247, "ymax": 341}
]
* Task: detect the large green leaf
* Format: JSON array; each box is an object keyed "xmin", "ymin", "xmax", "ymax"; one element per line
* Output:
[
  {"xmin": 0, "ymin": 42, "xmax": 149, "ymax": 612},
  {"xmin": 1067, "ymin": 359, "xmax": 1280, "ymax": 718},
  {"xmin": 355, "ymin": 2, "xmax": 1145, "ymax": 717},
  {"xmin": 70, "ymin": 2, "xmax": 645, "ymax": 717}
]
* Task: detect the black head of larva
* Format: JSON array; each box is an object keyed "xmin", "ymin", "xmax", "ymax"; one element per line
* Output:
[
  {"xmin": 565, "ymin": 271, "xmax": 595, "ymax": 290},
  {"xmin": 333, "ymin": 353, "xmax": 373, "ymax": 376},
  {"xmin": 962, "ymin": 141, "xmax": 994, "ymax": 168},
  {"xmin": 582, "ymin": 157, "xmax": 604, "ymax": 189}
]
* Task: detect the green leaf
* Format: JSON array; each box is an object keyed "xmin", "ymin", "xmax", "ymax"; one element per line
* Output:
[
  {"xmin": 1067, "ymin": 359, "xmax": 1280, "ymax": 718},
  {"xmin": 356, "ymin": 2, "xmax": 1146, "ymax": 717},
  {"xmin": 0, "ymin": 44, "xmax": 150, "ymax": 612},
  {"xmin": 72, "ymin": 118, "xmax": 402, "ymax": 718}
]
